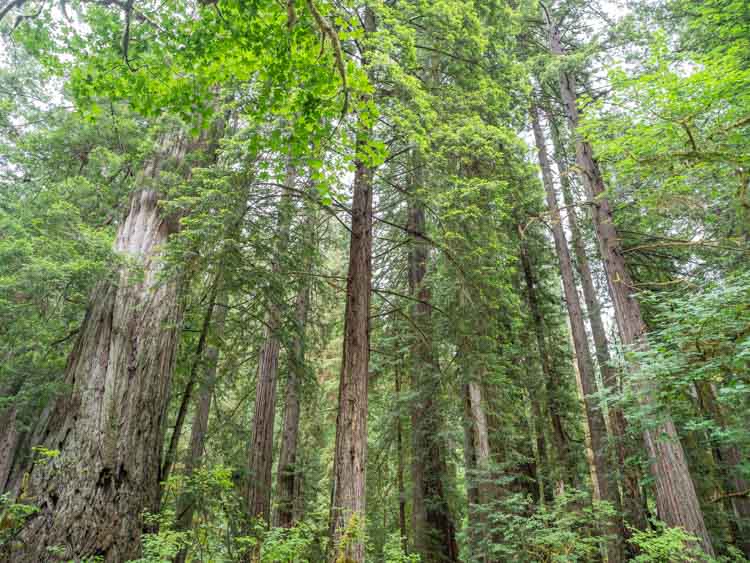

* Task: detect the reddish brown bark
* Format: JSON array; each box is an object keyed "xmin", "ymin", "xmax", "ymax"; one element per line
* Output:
[
  {"xmin": 274, "ymin": 281, "xmax": 308, "ymax": 529},
  {"xmin": 329, "ymin": 124, "xmax": 374, "ymax": 563},
  {"xmin": 246, "ymin": 165, "xmax": 296, "ymax": 528},
  {"xmin": 13, "ymin": 165, "xmax": 186, "ymax": 562},
  {"xmin": 548, "ymin": 116, "xmax": 649, "ymax": 541},
  {"xmin": 549, "ymin": 21, "xmax": 714, "ymax": 556},
  {"xmin": 531, "ymin": 103, "xmax": 624, "ymax": 562}
]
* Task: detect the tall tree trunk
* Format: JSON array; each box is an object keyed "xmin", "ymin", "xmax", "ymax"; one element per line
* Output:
[
  {"xmin": 329, "ymin": 109, "xmax": 375, "ymax": 563},
  {"xmin": 548, "ymin": 115, "xmax": 650, "ymax": 541},
  {"xmin": 160, "ymin": 278, "xmax": 220, "ymax": 503},
  {"xmin": 395, "ymin": 367, "xmax": 408, "ymax": 554},
  {"xmin": 12, "ymin": 131, "xmax": 189, "ymax": 562},
  {"xmin": 549, "ymin": 23, "xmax": 714, "ymax": 556},
  {"xmin": 274, "ymin": 280, "xmax": 309, "ymax": 529},
  {"xmin": 407, "ymin": 164, "xmax": 459, "ymax": 563},
  {"xmin": 530, "ymin": 103, "xmax": 624, "ymax": 562},
  {"xmin": 173, "ymin": 292, "xmax": 227, "ymax": 563},
  {"xmin": 463, "ymin": 378, "xmax": 492, "ymax": 563},
  {"xmin": 518, "ymin": 233, "xmax": 574, "ymax": 489},
  {"xmin": 246, "ymin": 164, "xmax": 297, "ymax": 527}
]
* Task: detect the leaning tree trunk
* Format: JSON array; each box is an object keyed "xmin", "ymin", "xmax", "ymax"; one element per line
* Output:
[
  {"xmin": 329, "ymin": 141, "xmax": 373, "ymax": 562},
  {"xmin": 12, "ymin": 131, "xmax": 189, "ymax": 562},
  {"xmin": 531, "ymin": 103, "xmax": 624, "ymax": 562},
  {"xmin": 246, "ymin": 164, "xmax": 296, "ymax": 529},
  {"xmin": 549, "ymin": 22, "xmax": 714, "ymax": 557},
  {"xmin": 274, "ymin": 280, "xmax": 309, "ymax": 529},
  {"xmin": 548, "ymin": 115, "xmax": 649, "ymax": 543},
  {"xmin": 407, "ymin": 166, "xmax": 459, "ymax": 563}
]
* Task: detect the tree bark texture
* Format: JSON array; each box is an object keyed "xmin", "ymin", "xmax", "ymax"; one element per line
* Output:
[
  {"xmin": 548, "ymin": 116, "xmax": 650, "ymax": 541},
  {"xmin": 246, "ymin": 164, "xmax": 296, "ymax": 527},
  {"xmin": 531, "ymin": 103, "xmax": 624, "ymax": 562},
  {"xmin": 549, "ymin": 23, "xmax": 714, "ymax": 556},
  {"xmin": 329, "ymin": 127, "xmax": 374, "ymax": 563},
  {"xmin": 12, "ymin": 129, "xmax": 189, "ymax": 561},
  {"xmin": 274, "ymin": 280, "xmax": 309, "ymax": 529},
  {"xmin": 463, "ymin": 380, "xmax": 492, "ymax": 563}
]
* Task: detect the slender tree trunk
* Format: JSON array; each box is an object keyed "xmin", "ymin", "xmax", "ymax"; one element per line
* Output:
[
  {"xmin": 173, "ymin": 292, "xmax": 227, "ymax": 563},
  {"xmin": 407, "ymin": 164, "xmax": 458, "ymax": 563},
  {"xmin": 462, "ymin": 378, "xmax": 492, "ymax": 563},
  {"xmin": 531, "ymin": 103, "xmax": 624, "ymax": 561},
  {"xmin": 463, "ymin": 382, "xmax": 480, "ymax": 511},
  {"xmin": 549, "ymin": 23, "xmax": 714, "ymax": 556},
  {"xmin": 246, "ymin": 164, "xmax": 297, "ymax": 528},
  {"xmin": 274, "ymin": 279, "xmax": 309, "ymax": 529},
  {"xmin": 12, "ymin": 130, "xmax": 190, "ymax": 562},
  {"xmin": 548, "ymin": 116, "xmax": 650, "ymax": 542},
  {"xmin": 160, "ymin": 279, "xmax": 220, "ymax": 503},
  {"xmin": 329, "ymin": 103, "xmax": 375, "ymax": 562},
  {"xmin": 395, "ymin": 367, "xmax": 408, "ymax": 554},
  {"xmin": 518, "ymin": 233, "xmax": 574, "ymax": 488}
]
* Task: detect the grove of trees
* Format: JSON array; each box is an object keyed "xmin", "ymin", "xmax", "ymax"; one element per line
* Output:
[{"xmin": 0, "ymin": 0, "xmax": 748, "ymax": 560}]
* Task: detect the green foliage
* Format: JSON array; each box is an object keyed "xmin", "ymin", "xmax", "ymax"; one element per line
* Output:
[
  {"xmin": 381, "ymin": 533, "xmax": 419, "ymax": 563},
  {"xmin": 460, "ymin": 490, "xmax": 614, "ymax": 562},
  {"xmin": 0, "ymin": 494, "xmax": 38, "ymax": 549},
  {"xmin": 628, "ymin": 522, "xmax": 705, "ymax": 562},
  {"xmin": 133, "ymin": 513, "xmax": 189, "ymax": 563}
]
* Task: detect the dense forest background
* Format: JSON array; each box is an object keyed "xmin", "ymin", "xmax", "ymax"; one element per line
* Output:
[{"xmin": 0, "ymin": 0, "xmax": 748, "ymax": 560}]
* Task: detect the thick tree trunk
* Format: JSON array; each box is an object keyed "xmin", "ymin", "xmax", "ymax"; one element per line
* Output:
[
  {"xmin": 246, "ymin": 165, "xmax": 296, "ymax": 527},
  {"xmin": 0, "ymin": 406, "xmax": 21, "ymax": 493},
  {"xmin": 550, "ymin": 24, "xmax": 714, "ymax": 556},
  {"xmin": 0, "ymin": 378, "xmax": 26, "ymax": 496},
  {"xmin": 518, "ymin": 234, "xmax": 574, "ymax": 488},
  {"xmin": 274, "ymin": 281, "xmax": 309, "ymax": 529},
  {"xmin": 548, "ymin": 116, "xmax": 650, "ymax": 541},
  {"xmin": 173, "ymin": 293, "xmax": 227, "ymax": 563},
  {"xmin": 407, "ymin": 172, "xmax": 459, "ymax": 563},
  {"xmin": 12, "ymin": 128, "xmax": 188, "ymax": 561},
  {"xmin": 531, "ymin": 104, "xmax": 624, "ymax": 562},
  {"xmin": 329, "ymin": 126, "xmax": 374, "ymax": 563}
]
